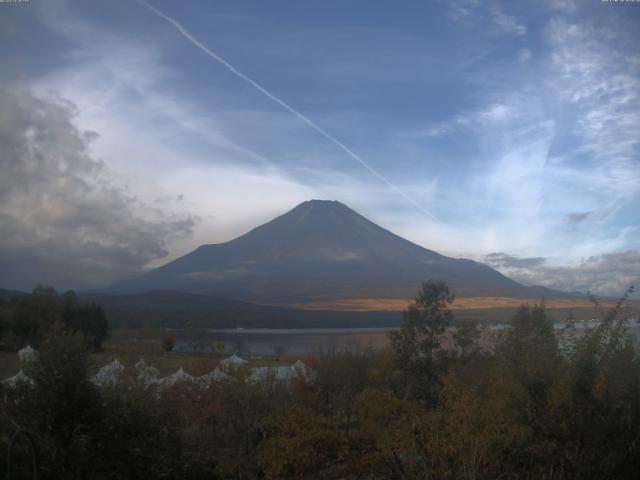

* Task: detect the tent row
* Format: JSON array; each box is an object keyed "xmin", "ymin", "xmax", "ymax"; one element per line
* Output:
[
  {"xmin": 89, "ymin": 356, "xmax": 311, "ymax": 389},
  {"xmin": 3, "ymin": 352, "xmax": 312, "ymax": 390},
  {"xmin": 89, "ymin": 358, "xmax": 233, "ymax": 388}
]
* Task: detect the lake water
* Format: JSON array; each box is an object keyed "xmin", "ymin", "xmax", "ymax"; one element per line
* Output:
[
  {"xmin": 169, "ymin": 320, "xmax": 640, "ymax": 356},
  {"xmin": 172, "ymin": 327, "xmax": 394, "ymax": 355}
]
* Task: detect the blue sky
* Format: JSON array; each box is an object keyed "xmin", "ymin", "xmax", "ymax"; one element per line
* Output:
[{"xmin": 1, "ymin": 0, "xmax": 639, "ymax": 296}]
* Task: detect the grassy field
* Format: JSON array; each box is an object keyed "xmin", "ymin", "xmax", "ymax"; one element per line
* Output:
[
  {"xmin": 291, "ymin": 296, "xmax": 611, "ymax": 311},
  {"xmin": 290, "ymin": 296, "xmax": 634, "ymax": 326}
]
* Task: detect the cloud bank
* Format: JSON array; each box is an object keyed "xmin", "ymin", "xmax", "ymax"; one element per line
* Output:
[
  {"xmin": 485, "ymin": 251, "xmax": 640, "ymax": 298},
  {"xmin": 0, "ymin": 87, "xmax": 196, "ymax": 291}
]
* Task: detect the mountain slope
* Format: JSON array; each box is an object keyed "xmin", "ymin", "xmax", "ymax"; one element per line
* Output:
[{"xmin": 108, "ymin": 200, "xmax": 563, "ymax": 303}]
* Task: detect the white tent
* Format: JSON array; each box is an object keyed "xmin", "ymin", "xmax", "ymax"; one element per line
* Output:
[
  {"xmin": 3, "ymin": 370, "xmax": 34, "ymax": 388},
  {"xmin": 92, "ymin": 358, "xmax": 125, "ymax": 387},
  {"xmin": 290, "ymin": 360, "xmax": 311, "ymax": 378},
  {"xmin": 135, "ymin": 359, "xmax": 159, "ymax": 386},
  {"xmin": 158, "ymin": 367, "xmax": 194, "ymax": 387},
  {"xmin": 249, "ymin": 360, "xmax": 313, "ymax": 385},
  {"xmin": 135, "ymin": 358, "xmax": 148, "ymax": 370},
  {"xmin": 249, "ymin": 366, "xmax": 293, "ymax": 384},
  {"xmin": 197, "ymin": 368, "xmax": 231, "ymax": 387},
  {"xmin": 220, "ymin": 354, "xmax": 248, "ymax": 369},
  {"xmin": 18, "ymin": 345, "xmax": 37, "ymax": 363}
]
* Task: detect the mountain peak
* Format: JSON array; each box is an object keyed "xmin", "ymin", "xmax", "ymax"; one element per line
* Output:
[
  {"xmin": 108, "ymin": 200, "xmax": 547, "ymax": 302},
  {"xmin": 293, "ymin": 199, "xmax": 351, "ymax": 214},
  {"xmin": 302, "ymin": 199, "xmax": 341, "ymax": 205},
  {"xmin": 249, "ymin": 198, "xmax": 383, "ymax": 248}
]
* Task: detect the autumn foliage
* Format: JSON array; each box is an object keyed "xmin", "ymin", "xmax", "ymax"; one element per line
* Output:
[{"xmin": 2, "ymin": 282, "xmax": 639, "ymax": 479}]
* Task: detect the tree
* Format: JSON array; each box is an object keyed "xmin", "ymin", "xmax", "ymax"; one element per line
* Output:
[
  {"xmin": 17, "ymin": 327, "xmax": 104, "ymax": 478},
  {"xmin": 61, "ymin": 296, "xmax": 109, "ymax": 352},
  {"xmin": 84, "ymin": 303, "xmax": 109, "ymax": 352},
  {"xmin": 452, "ymin": 321, "xmax": 483, "ymax": 362},
  {"xmin": 97, "ymin": 387, "xmax": 183, "ymax": 479},
  {"xmin": 211, "ymin": 339, "xmax": 225, "ymax": 356},
  {"xmin": 550, "ymin": 286, "xmax": 640, "ymax": 478},
  {"xmin": 0, "ymin": 298, "xmax": 8, "ymax": 344},
  {"xmin": 486, "ymin": 302, "xmax": 562, "ymax": 475},
  {"xmin": 3, "ymin": 287, "xmax": 109, "ymax": 351},
  {"xmin": 433, "ymin": 369, "xmax": 499, "ymax": 480},
  {"xmin": 390, "ymin": 280, "xmax": 454, "ymax": 404},
  {"xmin": 4, "ymin": 326, "xmax": 184, "ymax": 479},
  {"xmin": 161, "ymin": 336, "xmax": 175, "ymax": 353},
  {"xmin": 9, "ymin": 286, "xmax": 60, "ymax": 347}
]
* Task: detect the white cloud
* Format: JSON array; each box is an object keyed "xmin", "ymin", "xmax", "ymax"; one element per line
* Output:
[
  {"xmin": 486, "ymin": 251, "xmax": 640, "ymax": 298},
  {"xmin": 518, "ymin": 49, "xmax": 532, "ymax": 63},
  {"xmin": 490, "ymin": 5, "xmax": 527, "ymax": 36},
  {"xmin": 0, "ymin": 87, "xmax": 196, "ymax": 290},
  {"xmin": 409, "ymin": 102, "xmax": 516, "ymax": 139},
  {"xmin": 446, "ymin": 1, "xmax": 526, "ymax": 36},
  {"xmin": 547, "ymin": 19, "xmax": 640, "ymax": 170},
  {"xmin": 395, "ymin": 7, "xmax": 640, "ymax": 275}
]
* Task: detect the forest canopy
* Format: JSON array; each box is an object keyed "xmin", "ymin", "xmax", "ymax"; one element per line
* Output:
[{"xmin": 0, "ymin": 286, "xmax": 109, "ymax": 352}]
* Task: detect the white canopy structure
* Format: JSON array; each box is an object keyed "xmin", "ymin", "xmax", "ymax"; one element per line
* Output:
[
  {"xmin": 290, "ymin": 360, "xmax": 308, "ymax": 376},
  {"xmin": 18, "ymin": 345, "xmax": 37, "ymax": 363},
  {"xmin": 92, "ymin": 358, "xmax": 125, "ymax": 387},
  {"xmin": 158, "ymin": 367, "xmax": 195, "ymax": 387},
  {"xmin": 80, "ymin": 357, "xmax": 310, "ymax": 391},
  {"xmin": 220, "ymin": 354, "xmax": 248, "ymax": 369},
  {"xmin": 249, "ymin": 366, "xmax": 293, "ymax": 384},
  {"xmin": 135, "ymin": 359, "xmax": 159, "ymax": 386},
  {"xmin": 249, "ymin": 360, "xmax": 312, "ymax": 385},
  {"xmin": 197, "ymin": 368, "xmax": 231, "ymax": 387},
  {"xmin": 3, "ymin": 370, "xmax": 34, "ymax": 388}
]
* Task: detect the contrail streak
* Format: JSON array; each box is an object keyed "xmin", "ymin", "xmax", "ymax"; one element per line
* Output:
[{"xmin": 139, "ymin": 0, "xmax": 435, "ymax": 220}]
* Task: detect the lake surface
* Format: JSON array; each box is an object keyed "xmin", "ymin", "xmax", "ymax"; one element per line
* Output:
[
  {"xmin": 168, "ymin": 320, "xmax": 640, "ymax": 356},
  {"xmin": 172, "ymin": 327, "xmax": 394, "ymax": 355}
]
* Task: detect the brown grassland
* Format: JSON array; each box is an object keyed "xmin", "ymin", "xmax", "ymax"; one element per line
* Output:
[{"xmin": 292, "ymin": 296, "xmax": 612, "ymax": 312}]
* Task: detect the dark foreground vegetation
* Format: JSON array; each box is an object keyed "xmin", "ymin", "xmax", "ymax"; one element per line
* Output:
[
  {"xmin": 2, "ymin": 281, "xmax": 640, "ymax": 479},
  {"xmin": 0, "ymin": 286, "xmax": 108, "ymax": 352}
]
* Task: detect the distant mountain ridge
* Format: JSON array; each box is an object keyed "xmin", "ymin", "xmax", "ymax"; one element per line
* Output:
[
  {"xmin": 108, "ymin": 200, "xmax": 570, "ymax": 303},
  {"xmin": 0, "ymin": 288, "xmax": 28, "ymax": 301}
]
